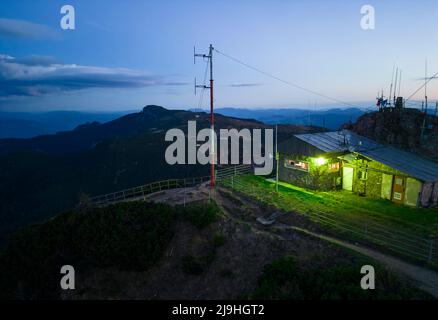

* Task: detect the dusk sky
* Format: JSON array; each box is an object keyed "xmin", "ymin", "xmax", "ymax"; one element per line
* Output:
[{"xmin": 1, "ymin": 0, "xmax": 437, "ymax": 112}]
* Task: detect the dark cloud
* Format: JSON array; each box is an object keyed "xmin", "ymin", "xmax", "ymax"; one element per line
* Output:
[
  {"xmin": 0, "ymin": 54, "xmax": 188, "ymax": 98},
  {"xmin": 0, "ymin": 18, "xmax": 58, "ymax": 40},
  {"xmin": 228, "ymin": 83, "xmax": 263, "ymax": 88}
]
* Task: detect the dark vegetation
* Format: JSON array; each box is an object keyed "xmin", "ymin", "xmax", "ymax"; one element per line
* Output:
[
  {"xmin": 0, "ymin": 200, "xmax": 220, "ymax": 299},
  {"xmin": 252, "ymin": 255, "xmax": 429, "ymax": 300},
  {"xmin": 180, "ymin": 201, "xmax": 220, "ymax": 229},
  {"xmin": 0, "ymin": 198, "xmax": 429, "ymax": 300}
]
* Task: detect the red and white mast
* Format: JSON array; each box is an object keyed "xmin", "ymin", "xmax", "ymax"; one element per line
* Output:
[{"xmin": 195, "ymin": 44, "xmax": 215, "ymax": 187}]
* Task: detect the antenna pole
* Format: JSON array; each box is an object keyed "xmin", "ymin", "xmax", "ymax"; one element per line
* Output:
[
  {"xmin": 194, "ymin": 44, "xmax": 215, "ymax": 188},
  {"xmin": 209, "ymin": 44, "xmax": 215, "ymax": 188},
  {"xmin": 275, "ymin": 125, "xmax": 279, "ymax": 192},
  {"xmin": 425, "ymin": 60, "xmax": 428, "ymax": 114},
  {"xmin": 389, "ymin": 66, "xmax": 395, "ymax": 107},
  {"xmin": 398, "ymin": 70, "xmax": 402, "ymax": 97},
  {"xmin": 393, "ymin": 67, "xmax": 398, "ymax": 106}
]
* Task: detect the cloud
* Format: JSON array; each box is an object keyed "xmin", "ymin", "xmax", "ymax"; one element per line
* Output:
[
  {"xmin": 228, "ymin": 83, "xmax": 263, "ymax": 88},
  {"xmin": 0, "ymin": 54, "xmax": 188, "ymax": 98},
  {"xmin": 0, "ymin": 18, "xmax": 58, "ymax": 40}
]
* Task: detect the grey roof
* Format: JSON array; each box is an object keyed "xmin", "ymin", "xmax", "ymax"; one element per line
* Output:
[{"xmin": 294, "ymin": 130, "xmax": 438, "ymax": 182}]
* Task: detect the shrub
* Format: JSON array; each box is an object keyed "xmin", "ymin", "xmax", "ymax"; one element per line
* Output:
[
  {"xmin": 181, "ymin": 202, "xmax": 220, "ymax": 229},
  {"xmin": 212, "ymin": 232, "xmax": 226, "ymax": 247},
  {"xmin": 181, "ymin": 255, "xmax": 204, "ymax": 275},
  {"xmin": 219, "ymin": 269, "xmax": 234, "ymax": 278},
  {"xmin": 252, "ymin": 255, "xmax": 430, "ymax": 300},
  {"xmin": 0, "ymin": 201, "xmax": 176, "ymax": 299}
]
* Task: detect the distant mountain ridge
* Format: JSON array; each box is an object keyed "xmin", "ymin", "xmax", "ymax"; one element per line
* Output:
[
  {"xmin": 192, "ymin": 107, "xmax": 365, "ymax": 130},
  {"xmin": 0, "ymin": 110, "xmax": 132, "ymax": 139},
  {"xmin": 0, "ymin": 105, "xmax": 268, "ymax": 155}
]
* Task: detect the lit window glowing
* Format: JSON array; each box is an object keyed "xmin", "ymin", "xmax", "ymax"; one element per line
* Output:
[{"xmin": 314, "ymin": 157, "xmax": 327, "ymax": 166}]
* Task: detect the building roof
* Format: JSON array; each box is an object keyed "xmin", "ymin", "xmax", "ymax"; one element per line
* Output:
[{"xmin": 294, "ymin": 130, "xmax": 438, "ymax": 182}]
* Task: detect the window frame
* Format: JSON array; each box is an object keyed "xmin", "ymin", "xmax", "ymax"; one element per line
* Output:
[{"xmin": 284, "ymin": 159, "xmax": 310, "ymax": 172}]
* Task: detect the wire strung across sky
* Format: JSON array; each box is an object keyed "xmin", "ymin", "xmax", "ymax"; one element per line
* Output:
[
  {"xmin": 404, "ymin": 70, "xmax": 438, "ymax": 103},
  {"xmin": 214, "ymin": 48, "xmax": 438, "ymax": 112},
  {"xmin": 214, "ymin": 48, "xmax": 367, "ymax": 110}
]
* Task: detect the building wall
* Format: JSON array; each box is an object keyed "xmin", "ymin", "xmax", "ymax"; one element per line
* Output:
[
  {"xmin": 279, "ymin": 154, "xmax": 341, "ymax": 190},
  {"xmin": 420, "ymin": 182, "xmax": 438, "ymax": 207},
  {"xmin": 348, "ymin": 158, "xmax": 387, "ymax": 198},
  {"xmin": 432, "ymin": 182, "xmax": 438, "ymax": 206},
  {"xmin": 344, "ymin": 155, "xmax": 424, "ymax": 207}
]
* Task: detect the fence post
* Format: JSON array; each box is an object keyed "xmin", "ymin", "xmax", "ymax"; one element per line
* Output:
[
  {"xmin": 364, "ymin": 222, "xmax": 368, "ymax": 237},
  {"xmin": 231, "ymin": 176, "xmax": 234, "ymax": 188},
  {"xmin": 428, "ymin": 239, "xmax": 434, "ymax": 264}
]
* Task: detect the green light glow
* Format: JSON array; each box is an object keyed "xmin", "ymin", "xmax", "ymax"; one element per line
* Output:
[{"xmin": 314, "ymin": 157, "xmax": 327, "ymax": 166}]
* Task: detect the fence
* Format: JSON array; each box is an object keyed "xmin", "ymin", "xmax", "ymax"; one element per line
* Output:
[
  {"xmin": 219, "ymin": 174, "xmax": 438, "ymax": 268},
  {"xmin": 89, "ymin": 164, "xmax": 252, "ymax": 207},
  {"xmin": 216, "ymin": 164, "xmax": 253, "ymax": 180},
  {"xmin": 90, "ymin": 176, "xmax": 210, "ymax": 206}
]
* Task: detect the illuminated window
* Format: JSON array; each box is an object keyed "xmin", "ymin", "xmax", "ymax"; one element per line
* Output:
[
  {"xmin": 328, "ymin": 162, "xmax": 340, "ymax": 172},
  {"xmin": 284, "ymin": 159, "xmax": 309, "ymax": 172},
  {"xmin": 358, "ymin": 170, "xmax": 368, "ymax": 180}
]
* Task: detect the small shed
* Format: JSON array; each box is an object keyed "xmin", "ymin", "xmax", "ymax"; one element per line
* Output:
[{"xmin": 278, "ymin": 130, "xmax": 438, "ymax": 207}]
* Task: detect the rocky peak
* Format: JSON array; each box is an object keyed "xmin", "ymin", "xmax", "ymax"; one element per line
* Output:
[{"xmin": 344, "ymin": 108, "xmax": 438, "ymax": 161}]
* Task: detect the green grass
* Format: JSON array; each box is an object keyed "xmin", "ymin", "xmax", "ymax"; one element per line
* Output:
[{"xmin": 228, "ymin": 175, "xmax": 438, "ymax": 237}]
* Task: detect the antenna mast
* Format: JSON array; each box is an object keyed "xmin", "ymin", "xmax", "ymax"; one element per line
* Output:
[
  {"xmin": 393, "ymin": 67, "xmax": 398, "ymax": 106},
  {"xmin": 398, "ymin": 70, "xmax": 402, "ymax": 97},
  {"xmin": 389, "ymin": 66, "xmax": 395, "ymax": 107},
  {"xmin": 194, "ymin": 44, "xmax": 215, "ymax": 188},
  {"xmin": 425, "ymin": 59, "xmax": 428, "ymax": 114}
]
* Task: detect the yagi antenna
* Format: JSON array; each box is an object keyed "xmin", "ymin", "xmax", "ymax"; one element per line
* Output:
[{"xmin": 193, "ymin": 46, "xmax": 196, "ymax": 65}]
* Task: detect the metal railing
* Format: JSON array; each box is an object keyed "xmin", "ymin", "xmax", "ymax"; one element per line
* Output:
[
  {"xmin": 216, "ymin": 164, "xmax": 253, "ymax": 180},
  {"xmin": 89, "ymin": 164, "xmax": 252, "ymax": 207},
  {"xmin": 90, "ymin": 176, "xmax": 210, "ymax": 206},
  {"xmin": 219, "ymin": 174, "xmax": 438, "ymax": 268}
]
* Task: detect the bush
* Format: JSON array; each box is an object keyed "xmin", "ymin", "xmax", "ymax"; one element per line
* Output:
[
  {"xmin": 181, "ymin": 255, "xmax": 204, "ymax": 275},
  {"xmin": 219, "ymin": 269, "xmax": 234, "ymax": 278},
  {"xmin": 0, "ymin": 201, "xmax": 176, "ymax": 299},
  {"xmin": 212, "ymin": 232, "xmax": 226, "ymax": 247},
  {"xmin": 252, "ymin": 255, "xmax": 430, "ymax": 300},
  {"xmin": 181, "ymin": 202, "xmax": 220, "ymax": 229}
]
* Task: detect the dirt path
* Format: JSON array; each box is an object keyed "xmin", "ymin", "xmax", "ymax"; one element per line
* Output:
[
  {"xmin": 282, "ymin": 225, "xmax": 438, "ymax": 298},
  {"xmin": 211, "ymin": 186, "xmax": 438, "ymax": 298}
]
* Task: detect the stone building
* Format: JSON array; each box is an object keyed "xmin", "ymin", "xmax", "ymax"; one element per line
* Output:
[{"xmin": 278, "ymin": 130, "xmax": 438, "ymax": 207}]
